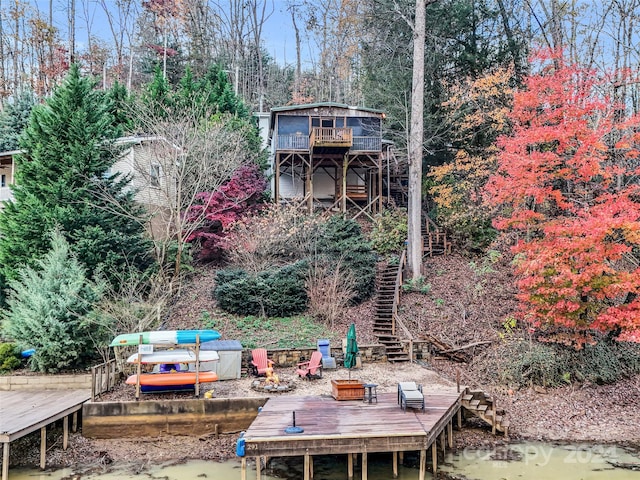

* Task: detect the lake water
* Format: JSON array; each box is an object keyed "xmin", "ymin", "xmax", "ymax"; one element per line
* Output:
[{"xmin": 7, "ymin": 443, "xmax": 640, "ymax": 479}]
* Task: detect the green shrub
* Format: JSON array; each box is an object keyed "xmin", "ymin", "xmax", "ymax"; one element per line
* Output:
[
  {"xmin": 402, "ymin": 277, "xmax": 431, "ymax": 294},
  {"xmin": 214, "ymin": 262, "xmax": 308, "ymax": 317},
  {"xmin": 0, "ymin": 343, "xmax": 22, "ymax": 373},
  {"xmin": 313, "ymin": 216, "xmax": 376, "ymax": 303},
  {"xmin": 2, "ymin": 231, "xmax": 102, "ymax": 372},
  {"xmin": 369, "ymin": 208, "xmax": 408, "ymax": 255},
  {"xmin": 485, "ymin": 336, "xmax": 640, "ymax": 388},
  {"xmin": 495, "ymin": 340, "xmax": 566, "ymax": 387},
  {"xmin": 571, "ymin": 339, "xmax": 640, "ymax": 384}
]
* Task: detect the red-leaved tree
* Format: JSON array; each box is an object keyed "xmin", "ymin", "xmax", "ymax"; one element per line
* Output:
[
  {"xmin": 186, "ymin": 164, "xmax": 267, "ymax": 261},
  {"xmin": 485, "ymin": 50, "xmax": 640, "ymax": 345}
]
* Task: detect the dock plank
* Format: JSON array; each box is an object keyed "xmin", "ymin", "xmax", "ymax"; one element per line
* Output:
[
  {"xmin": 0, "ymin": 390, "xmax": 90, "ymax": 442},
  {"xmin": 243, "ymin": 390, "xmax": 462, "ymax": 457}
]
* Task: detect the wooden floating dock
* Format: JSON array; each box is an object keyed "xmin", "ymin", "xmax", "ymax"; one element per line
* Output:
[
  {"xmin": 0, "ymin": 389, "xmax": 90, "ymax": 480},
  {"xmin": 242, "ymin": 389, "xmax": 462, "ymax": 479}
]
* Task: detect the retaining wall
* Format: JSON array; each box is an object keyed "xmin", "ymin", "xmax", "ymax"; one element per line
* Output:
[
  {"xmin": 82, "ymin": 397, "xmax": 268, "ymax": 438},
  {"xmin": 0, "ymin": 373, "xmax": 92, "ymax": 391},
  {"xmin": 241, "ymin": 344, "xmax": 387, "ymax": 369}
]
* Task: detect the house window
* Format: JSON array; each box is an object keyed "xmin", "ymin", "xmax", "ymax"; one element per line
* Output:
[
  {"xmin": 150, "ymin": 164, "xmax": 160, "ymax": 187},
  {"xmin": 0, "ymin": 174, "xmax": 5, "ymax": 187}
]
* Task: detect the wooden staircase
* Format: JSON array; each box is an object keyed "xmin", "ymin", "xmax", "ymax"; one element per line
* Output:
[
  {"xmin": 373, "ymin": 264, "xmax": 410, "ymax": 363},
  {"xmin": 461, "ymin": 388, "xmax": 510, "ymax": 435},
  {"xmin": 388, "ymin": 173, "xmax": 408, "ymax": 207},
  {"xmin": 422, "ymin": 214, "xmax": 452, "ymax": 257}
]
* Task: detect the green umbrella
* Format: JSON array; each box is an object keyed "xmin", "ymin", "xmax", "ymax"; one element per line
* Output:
[{"xmin": 344, "ymin": 323, "xmax": 359, "ymax": 378}]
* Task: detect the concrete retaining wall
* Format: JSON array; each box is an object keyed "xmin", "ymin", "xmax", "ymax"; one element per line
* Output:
[
  {"xmin": 82, "ymin": 397, "xmax": 268, "ymax": 438},
  {"xmin": 0, "ymin": 373, "xmax": 92, "ymax": 391}
]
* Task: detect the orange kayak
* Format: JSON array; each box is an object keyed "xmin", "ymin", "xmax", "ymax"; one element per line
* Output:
[{"xmin": 126, "ymin": 371, "xmax": 218, "ymax": 386}]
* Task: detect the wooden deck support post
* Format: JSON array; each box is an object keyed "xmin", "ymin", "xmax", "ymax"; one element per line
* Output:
[
  {"xmin": 241, "ymin": 458, "xmax": 247, "ymax": 480},
  {"xmin": 491, "ymin": 398, "xmax": 497, "ymax": 435},
  {"xmin": 135, "ymin": 334, "xmax": 143, "ymax": 400},
  {"xmin": 274, "ymin": 155, "xmax": 280, "ymax": 206},
  {"xmin": 362, "ymin": 452, "xmax": 368, "ymax": 480},
  {"xmin": 306, "ymin": 158, "xmax": 313, "ymax": 212},
  {"xmin": 40, "ymin": 426, "xmax": 46, "ymax": 469},
  {"xmin": 448, "ymin": 420, "xmax": 454, "ymax": 448},
  {"xmin": 342, "ymin": 156, "xmax": 348, "ymax": 214},
  {"xmin": 255, "ymin": 457, "xmax": 261, "ymax": 480},
  {"xmin": 304, "ymin": 453, "xmax": 310, "ymax": 480},
  {"xmin": 431, "ymin": 442, "xmax": 438, "ymax": 474},
  {"xmin": 392, "ymin": 451, "xmax": 398, "ymax": 478},
  {"xmin": 457, "ymin": 407, "xmax": 462, "ymax": 429},
  {"xmin": 195, "ymin": 334, "xmax": 201, "ymax": 398},
  {"xmin": 63, "ymin": 415, "xmax": 69, "ymax": 450},
  {"xmin": 347, "ymin": 452, "xmax": 353, "ymax": 479},
  {"xmin": 440, "ymin": 430, "xmax": 446, "ymax": 452},
  {"xmin": 91, "ymin": 365, "xmax": 97, "ymax": 401},
  {"xmin": 72, "ymin": 411, "xmax": 78, "ymax": 432},
  {"xmin": 310, "ymin": 454, "xmax": 314, "ymax": 479},
  {"xmin": 419, "ymin": 449, "xmax": 426, "ymax": 480},
  {"xmin": 2, "ymin": 442, "xmax": 9, "ymax": 480}
]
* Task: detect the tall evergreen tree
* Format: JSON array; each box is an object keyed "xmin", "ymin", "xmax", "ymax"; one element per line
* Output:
[
  {"xmin": 2, "ymin": 230, "xmax": 102, "ymax": 372},
  {"xmin": 0, "ymin": 90, "xmax": 36, "ymax": 152},
  {"xmin": 0, "ymin": 65, "xmax": 153, "ymax": 300}
]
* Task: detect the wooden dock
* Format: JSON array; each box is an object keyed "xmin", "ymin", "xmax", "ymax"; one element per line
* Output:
[
  {"xmin": 242, "ymin": 389, "xmax": 462, "ymax": 479},
  {"xmin": 0, "ymin": 389, "xmax": 90, "ymax": 480}
]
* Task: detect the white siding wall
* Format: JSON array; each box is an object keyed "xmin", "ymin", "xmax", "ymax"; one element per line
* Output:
[{"xmin": 112, "ymin": 143, "xmax": 172, "ymax": 209}]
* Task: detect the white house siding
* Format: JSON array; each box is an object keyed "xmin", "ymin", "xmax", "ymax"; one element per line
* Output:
[
  {"xmin": 111, "ymin": 141, "xmax": 172, "ymax": 209},
  {"xmin": 0, "ymin": 152, "xmax": 17, "ymax": 208}
]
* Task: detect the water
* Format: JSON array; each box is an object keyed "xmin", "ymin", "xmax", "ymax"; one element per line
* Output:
[
  {"xmin": 7, "ymin": 443, "xmax": 640, "ymax": 479},
  {"xmin": 440, "ymin": 442, "xmax": 640, "ymax": 480}
]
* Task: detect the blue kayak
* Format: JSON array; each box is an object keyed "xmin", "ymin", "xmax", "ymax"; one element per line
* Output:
[{"xmin": 110, "ymin": 330, "xmax": 221, "ymax": 347}]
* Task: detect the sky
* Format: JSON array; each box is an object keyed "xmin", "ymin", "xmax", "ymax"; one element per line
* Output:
[{"xmin": 29, "ymin": 0, "xmax": 306, "ymax": 67}]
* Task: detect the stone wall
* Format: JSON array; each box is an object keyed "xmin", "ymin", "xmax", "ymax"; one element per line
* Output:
[
  {"xmin": 0, "ymin": 373, "xmax": 92, "ymax": 391},
  {"xmin": 405, "ymin": 341, "xmax": 432, "ymax": 361},
  {"xmin": 241, "ymin": 344, "xmax": 387, "ymax": 369}
]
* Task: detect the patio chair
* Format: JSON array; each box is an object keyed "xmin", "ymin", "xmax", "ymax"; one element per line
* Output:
[
  {"xmin": 250, "ymin": 348, "xmax": 274, "ymax": 376},
  {"xmin": 398, "ymin": 381, "xmax": 425, "ymax": 412},
  {"xmin": 296, "ymin": 351, "xmax": 323, "ymax": 380}
]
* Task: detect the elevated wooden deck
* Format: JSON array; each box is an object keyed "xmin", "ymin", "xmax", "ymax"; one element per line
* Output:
[
  {"xmin": 243, "ymin": 389, "xmax": 462, "ymax": 479},
  {"xmin": 0, "ymin": 390, "xmax": 90, "ymax": 480}
]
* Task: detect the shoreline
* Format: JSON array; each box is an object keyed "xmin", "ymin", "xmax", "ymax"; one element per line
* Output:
[
  {"xmin": 3, "ymin": 364, "xmax": 639, "ymax": 471},
  {"xmin": 6, "ymin": 427, "xmax": 640, "ymax": 474}
]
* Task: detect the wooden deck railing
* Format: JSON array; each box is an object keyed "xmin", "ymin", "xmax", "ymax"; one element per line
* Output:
[
  {"xmin": 276, "ymin": 133, "xmax": 381, "ymax": 152},
  {"xmin": 91, "ymin": 359, "xmax": 119, "ymax": 401},
  {"xmin": 277, "ymin": 134, "xmax": 310, "ymax": 150},
  {"xmin": 310, "ymin": 127, "xmax": 353, "ymax": 147},
  {"xmin": 352, "ymin": 136, "xmax": 382, "ymax": 151}
]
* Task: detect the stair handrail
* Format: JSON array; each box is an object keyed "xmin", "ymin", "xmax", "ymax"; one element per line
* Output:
[
  {"xmin": 422, "ymin": 211, "xmax": 441, "ymax": 234},
  {"xmin": 392, "ymin": 249, "xmax": 415, "ymax": 360},
  {"xmin": 390, "ymin": 249, "xmax": 406, "ymax": 336}
]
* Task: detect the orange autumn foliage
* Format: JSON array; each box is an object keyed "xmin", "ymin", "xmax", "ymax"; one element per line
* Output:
[
  {"xmin": 485, "ymin": 50, "xmax": 640, "ymax": 345},
  {"xmin": 429, "ymin": 67, "xmax": 514, "ymax": 250}
]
